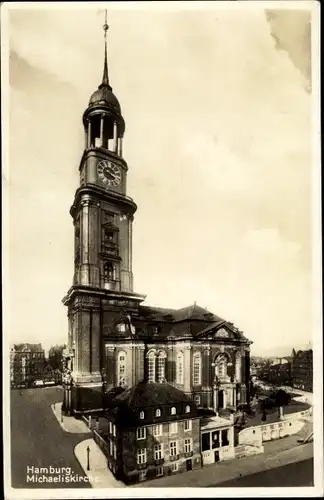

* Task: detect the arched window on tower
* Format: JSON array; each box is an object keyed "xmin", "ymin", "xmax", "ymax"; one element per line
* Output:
[
  {"xmin": 176, "ymin": 352, "xmax": 184, "ymax": 384},
  {"xmin": 193, "ymin": 352, "xmax": 202, "ymax": 385},
  {"xmin": 104, "ymin": 230, "xmax": 114, "ymax": 243},
  {"xmin": 157, "ymin": 351, "xmax": 167, "ymax": 383},
  {"xmin": 117, "ymin": 351, "xmax": 127, "ymax": 387},
  {"xmin": 147, "ymin": 351, "xmax": 156, "ymax": 383},
  {"xmin": 104, "ymin": 262, "xmax": 115, "ymax": 282}
]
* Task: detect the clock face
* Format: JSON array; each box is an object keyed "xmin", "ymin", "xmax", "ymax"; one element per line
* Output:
[{"xmin": 97, "ymin": 160, "xmax": 121, "ymax": 187}]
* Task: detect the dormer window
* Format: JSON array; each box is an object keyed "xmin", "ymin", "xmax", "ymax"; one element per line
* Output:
[
  {"xmin": 139, "ymin": 411, "xmax": 145, "ymax": 420},
  {"xmin": 171, "ymin": 407, "xmax": 176, "ymax": 415},
  {"xmin": 152, "ymin": 326, "xmax": 159, "ymax": 334},
  {"xmin": 185, "ymin": 405, "xmax": 190, "ymax": 413},
  {"xmin": 155, "ymin": 408, "xmax": 161, "ymax": 417}
]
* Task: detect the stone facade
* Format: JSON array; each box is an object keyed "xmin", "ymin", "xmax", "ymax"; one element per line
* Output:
[
  {"xmin": 102, "ymin": 329, "xmax": 251, "ymax": 415},
  {"xmin": 106, "ymin": 417, "xmax": 201, "ymax": 483}
]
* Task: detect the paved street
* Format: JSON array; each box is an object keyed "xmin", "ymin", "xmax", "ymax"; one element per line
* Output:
[
  {"xmin": 212, "ymin": 458, "xmax": 313, "ymax": 487},
  {"xmin": 10, "ymin": 387, "xmax": 92, "ymax": 488}
]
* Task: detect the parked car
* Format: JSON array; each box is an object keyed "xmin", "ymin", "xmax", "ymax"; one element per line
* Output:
[
  {"xmin": 44, "ymin": 380, "xmax": 55, "ymax": 386},
  {"xmin": 34, "ymin": 380, "xmax": 44, "ymax": 387}
]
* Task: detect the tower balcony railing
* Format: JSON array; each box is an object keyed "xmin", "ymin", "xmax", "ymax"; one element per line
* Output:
[{"xmin": 101, "ymin": 243, "xmax": 119, "ymax": 256}]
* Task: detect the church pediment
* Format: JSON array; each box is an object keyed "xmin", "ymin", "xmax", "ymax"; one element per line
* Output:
[
  {"xmin": 214, "ymin": 327, "xmax": 231, "ymax": 338},
  {"xmin": 196, "ymin": 323, "xmax": 238, "ymax": 341}
]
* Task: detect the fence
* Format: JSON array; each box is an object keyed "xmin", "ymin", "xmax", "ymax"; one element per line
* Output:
[
  {"xmin": 238, "ymin": 407, "xmax": 312, "ymax": 446},
  {"xmin": 82, "ymin": 415, "xmax": 110, "ymax": 459}
]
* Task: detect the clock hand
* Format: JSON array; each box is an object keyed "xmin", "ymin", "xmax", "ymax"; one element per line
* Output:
[{"xmin": 104, "ymin": 170, "xmax": 115, "ymax": 180}]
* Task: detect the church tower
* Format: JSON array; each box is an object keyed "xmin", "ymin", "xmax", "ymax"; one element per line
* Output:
[{"xmin": 62, "ymin": 18, "xmax": 145, "ymax": 414}]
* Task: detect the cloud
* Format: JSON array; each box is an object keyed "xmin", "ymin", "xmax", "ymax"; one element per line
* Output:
[
  {"xmin": 244, "ymin": 228, "xmax": 301, "ymax": 258},
  {"xmin": 265, "ymin": 9, "xmax": 312, "ymax": 92},
  {"xmin": 6, "ymin": 6, "xmax": 314, "ymax": 353}
]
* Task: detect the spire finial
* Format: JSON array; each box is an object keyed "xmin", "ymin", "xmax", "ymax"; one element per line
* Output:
[{"xmin": 100, "ymin": 9, "xmax": 111, "ymax": 89}]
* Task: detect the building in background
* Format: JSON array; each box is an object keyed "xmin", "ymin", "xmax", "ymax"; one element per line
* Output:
[
  {"xmin": 62, "ymin": 21, "xmax": 252, "ymax": 415},
  {"xmin": 267, "ymin": 357, "xmax": 292, "ymax": 386},
  {"xmin": 250, "ymin": 357, "xmax": 270, "ymax": 379},
  {"xmin": 10, "ymin": 343, "xmax": 45, "ymax": 387},
  {"xmin": 291, "ymin": 349, "xmax": 313, "ymax": 392},
  {"xmin": 48, "ymin": 344, "xmax": 66, "ymax": 370}
]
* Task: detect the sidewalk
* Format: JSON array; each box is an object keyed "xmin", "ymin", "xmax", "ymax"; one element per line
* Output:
[
  {"xmin": 261, "ymin": 419, "xmax": 313, "ymax": 455},
  {"xmin": 281, "ymin": 387, "xmax": 313, "ymax": 406},
  {"xmin": 51, "ymin": 402, "xmax": 124, "ymax": 487},
  {"xmin": 51, "ymin": 400, "xmax": 313, "ymax": 489},
  {"xmin": 132, "ymin": 442, "xmax": 313, "ymax": 488},
  {"xmin": 73, "ymin": 417, "xmax": 312, "ymax": 489},
  {"xmin": 51, "ymin": 402, "xmax": 91, "ymax": 434},
  {"xmin": 74, "ymin": 439, "xmax": 126, "ymax": 488}
]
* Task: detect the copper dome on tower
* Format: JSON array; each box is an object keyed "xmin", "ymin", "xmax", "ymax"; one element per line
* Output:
[{"xmin": 88, "ymin": 86, "xmax": 121, "ymax": 114}]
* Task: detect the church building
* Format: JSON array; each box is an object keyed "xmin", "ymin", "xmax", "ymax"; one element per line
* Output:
[{"xmin": 62, "ymin": 21, "xmax": 252, "ymax": 416}]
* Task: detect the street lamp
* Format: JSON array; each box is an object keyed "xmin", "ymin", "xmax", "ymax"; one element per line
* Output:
[
  {"xmin": 211, "ymin": 363, "xmax": 221, "ymax": 416},
  {"xmin": 86, "ymin": 445, "xmax": 90, "ymax": 471}
]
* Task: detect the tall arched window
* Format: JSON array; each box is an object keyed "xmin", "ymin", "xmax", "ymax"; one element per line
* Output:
[
  {"xmin": 235, "ymin": 352, "xmax": 241, "ymax": 382},
  {"xmin": 157, "ymin": 351, "xmax": 166, "ymax": 383},
  {"xmin": 147, "ymin": 351, "xmax": 156, "ymax": 383},
  {"xmin": 104, "ymin": 262, "xmax": 115, "ymax": 281},
  {"xmin": 117, "ymin": 351, "xmax": 126, "ymax": 387},
  {"xmin": 176, "ymin": 352, "xmax": 184, "ymax": 384},
  {"xmin": 216, "ymin": 354, "xmax": 228, "ymax": 379},
  {"xmin": 193, "ymin": 352, "xmax": 202, "ymax": 385}
]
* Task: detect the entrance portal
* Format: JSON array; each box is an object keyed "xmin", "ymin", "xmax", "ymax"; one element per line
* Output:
[
  {"xmin": 218, "ymin": 390, "xmax": 224, "ymax": 409},
  {"xmin": 186, "ymin": 459, "xmax": 192, "ymax": 471},
  {"xmin": 214, "ymin": 451, "xmax": 220, "ymax": 463}
]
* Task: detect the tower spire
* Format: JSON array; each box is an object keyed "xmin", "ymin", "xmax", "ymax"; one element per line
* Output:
[{"xmin": 99, "ymin": 9, "xmax": 111, "ymax": 90}]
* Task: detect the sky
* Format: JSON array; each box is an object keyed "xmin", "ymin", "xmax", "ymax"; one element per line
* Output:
[{"xmin": 4, "ymin": 2, "xmax": 319, "ymax": 357}]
